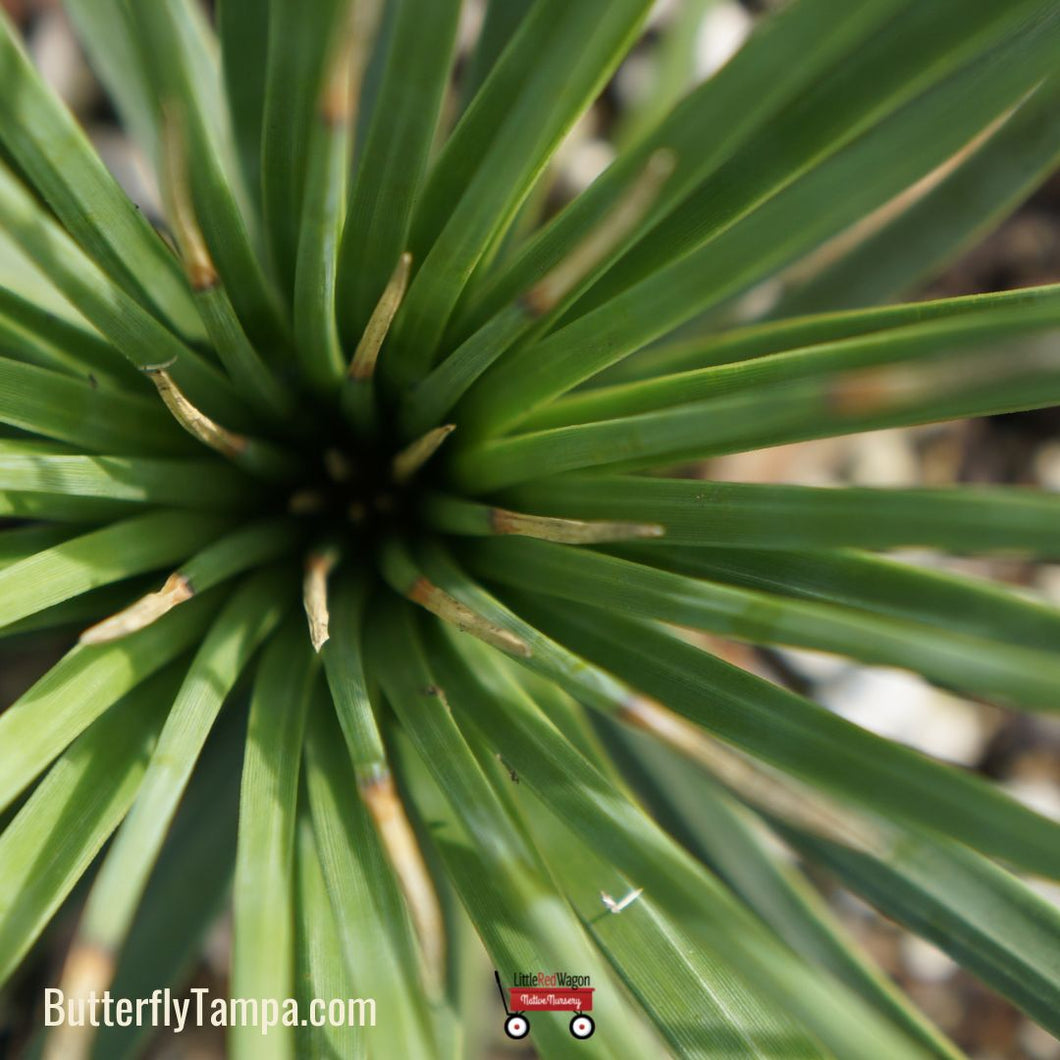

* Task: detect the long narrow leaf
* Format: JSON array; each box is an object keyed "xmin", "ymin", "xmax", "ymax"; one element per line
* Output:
[
  {"xmin": 0, "ymin": 510, "xmax": 232, "ymax": 631},
  {"xmin": 501, "ymin": 473, "xmax": 1060, "ymax": 556},
  {"xmin": 0, "ymin": 672, "xmax": 176, "ymax": 987},
  {"xmin": 423, "ymin": 624, "xmax": 931, "ymax": 1058},
  {"xmin": 72, "ymin": 568, "xmax": 292, "ymax": 969},
  {"xmin": 459, "ymin": 13, "xmax": 1060, "ymax": 434},
  {"xmin": 232, "ymin": 619, "xmax": 316, "ymax": 1060},
  {"xmin": 504, "ymin": 592, "xmax": 1060, "ymax": 879},
  {"xmin": 0, "ymin": 12, "xmax": 200, "ymax": 338},
  {"xmin": 787, "ymin": 824, "xmax": 1060, "ymax": 1038},
  {"xmin": 338, "ymin": 0, "xmax": 460, "ymax": 340}
]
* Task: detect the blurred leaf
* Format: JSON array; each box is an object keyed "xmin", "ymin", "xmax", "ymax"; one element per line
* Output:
[
  {"xmin": 788, "ymin": 823, "xmax": 1060, "ymax": 1037},
  {"xmin": 628, "ymin": 545, "xmax": 1060, "ymax": 652},
  {"xmin": 502, "ymin": 473, "xmax": 1060, "ymax": 556},
  {"xmin": 0, "ymin": 11, "xmax": 200, "ymax": 338},
  {"xmin": 502, "ymin": 591, "xmax": 1060, "ymax": 879},
  {"xmin": 609, "ymin": 725, "xmax": 962, "ymax": 1058},
  {"xmin": 388, "ymin": 0, "xmax": 653, "ymax": 380},
  {"xmin": 338, "ymin": 0, "xmax": 461, "ymax": 341},
  {"xmin": 775, "ymin": 73, "xmax": 1060, "ymax": 314},
  {"xmin": 0, "ymin": 670, "xmax": 177, "ymax": 986},
  {"xmin": 90, "ymin": 699, "xmax": 245, "ymax": 1060},
  {"xmin": 0, "ymin": 510, "xmax": 232, "ymax": 631},
  {"xmin": 466, "ymin": 537, "xmax": 1060, "ymax": 710},
  {"xmin": 74, "ymin": 568, "xmax": 292, "ymax": 963},
  {"xmin": 460, "ymin": 11, "xmax": 1060, "ymax": 434}
]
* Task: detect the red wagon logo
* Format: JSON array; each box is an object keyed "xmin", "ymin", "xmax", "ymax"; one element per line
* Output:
[{"xmin": 494, "ymin": 971, "xmax": 595, "ymax": 1040}]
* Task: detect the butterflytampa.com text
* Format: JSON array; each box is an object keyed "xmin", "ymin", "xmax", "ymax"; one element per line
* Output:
[{"xmin": 44, "ymin": 987, "xmax": 376, "ymax": 1034}]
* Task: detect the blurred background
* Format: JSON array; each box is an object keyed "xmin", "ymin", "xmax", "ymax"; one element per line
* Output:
[{"xmin": 1, "ymin": 1, "xmax": 1058, "ymax": 1056}]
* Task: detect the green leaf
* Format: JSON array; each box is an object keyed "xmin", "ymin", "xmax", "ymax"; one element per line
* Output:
[
  {"xmin": 629, "ymin": 545, "xmax": 1060, "ymax": 653},
  {"xmin": 560, "ymin": 0, "xmax": 1060, "ymax": 324},
  {"xmin": 0, "ymin": 452, "xmax": 259, "ymax": 509},
  {"xmin": 302, "ymin": 687, "xmax": 440, "ymax": 1060},
  {"xmin": 521, "ymin": 288, "xmax": 1060, "ymax": 428},
  {"xmin": 0, "ymin": 670, "xmax": 176, "ymax": 987},
  {"xmin": 261, "ymin": 0, "xmax": 348, "ymax": 298},
  {"xmin": 63, "ymin": 0, "xmax": 162, "ymax": 167},
  {"xmin": 611, "ymin": 727, "xmax": 962, "ymax": 1059},
  {"xmin": 232, "ymin": 619, "xmax": 316, "ymax": 1060},
  {"xmin": 0, "ymin": 510, "xmax": 232, "ymax": 631},
  {"xmin": 459, "ymin": 0, "xmax": 922, "ymax": 334},
  {"xmin": 523, "ymin": 799, "xmax": 826, "ymax": 1060},
  {"xmin": 0, "ymin": 163, "xmax": 251, "ymax": 428},
  {"xmin": 459, "ymin": 10, "xmax": 1060, "ymax": 433},
  {"xmin": 461, "ymin": 0, "xmax": 532, "ymax": 105},
  {"xmin": 423, "ymin": 624, "xmax": 931, "ymax": 1058},
  {"xmin": 788, "ymin": 824, "xmax": 1060, "ymax": 1038},
  {"xmin": 292, "ymin": 101, "xmax": 350, "ymax": 392},
  {"xmin": 91, "ymin": 702, "xmax": 244, "ymax": 1060},
  {"xmin": 0, "ymin": 358, "xmax": 195, "ymax": 456},
  {"xmin": 0, "ymin": 578, "xmax": 155, "ymax": 640},
  {"xmin": 0, "ymin": 490, "xmax": 140, "ymax": 523},
  {"xmin": 74, "ymin": 568, "xmax": 292, "ymax": 961},
  {"xmin": 774, "ymin": 73, "xmax": 1060, "ymax": 315},
  {"xmin": 319, "ymin": 573, "xmax": 387, "ymax": 777},
  {"xmin": 218, "ymin": 0, "xmax": 270, "ymax": 215},
  {"xmin": 191, "ymin": 283, "xmax": 296, "ymax": 424},
  {"xmin": 440, "ymin": 640, "xmax": 827, "ymax": 1059},
  {"xmin": 452, "ymin": 339, "xmax": 1060, "ymax": 488},
  {"xmin": 608, "ymin": 281, "xmax": 1060, "ymax": 383},
  {"xmin": 0, "ymin": 524, "xmax": 73, "ymax": 566},
  {"xmin": 0, "ymin": 285, "xmax": 145, "ymax": 392},
  {"xmin": 501, "ymin": 473, "xmax": 1060, "ymax": 556},
  {"xmin": 337, "ymin": 0, "xmax": 462, "ymax": 342},
  {"xmin": 386, "ymin": 0, "xmax": 653, "ymax": 382},
  {"xmin": 467, "ymin": 536, "xmax": 1060, "ymax": 710},
  {"xmin": 0, "ymin": 11, "xmax": 201, "ymax": 339},
  {"xmin": 378, "ymin": 616, "xmax": 666, "ymax": 1060},
  {"xmin": 293, "ymin": 806, "xmax": 366, "ymax": 1060},
  {"xmin": 131, "ymin": 0, "xmax": 288, "ymax": 349},
  {"xmin": 505, "ymin": 593, "xmax": 1060, "ymax": 879}
]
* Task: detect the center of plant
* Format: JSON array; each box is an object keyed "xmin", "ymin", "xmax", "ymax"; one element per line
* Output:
[{"xmin": 281, "ymin": 425, "xmax": 440, "ymax": 547}]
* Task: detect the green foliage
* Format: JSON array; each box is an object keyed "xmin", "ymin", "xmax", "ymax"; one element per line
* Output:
[{"xmin": 0, "ymin": 2, "xmax": 1059, "ymax": 1057}]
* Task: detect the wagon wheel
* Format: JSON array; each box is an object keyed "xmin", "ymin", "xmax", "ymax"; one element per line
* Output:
[
  {"xmin": 504, "ymin": 1013, "xmax": 530, "ymax": 1039},
  {"xmin": 569, "ymin": 1014, "xmax": 595, "ymax": 1039}
]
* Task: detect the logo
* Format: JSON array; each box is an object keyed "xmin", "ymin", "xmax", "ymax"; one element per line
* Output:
[{"xmin": 493, "ymin": 970, "xmax": 596, "ymax": 1041}]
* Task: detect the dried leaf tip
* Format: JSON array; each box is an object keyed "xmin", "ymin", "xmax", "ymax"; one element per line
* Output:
[
  {"xmin": 360, "ymin": 770, "xmax": 446, "ymax": 992},
  {"xmin": 159, "ymin": 102, "xmax": 217, "ymax": 291},
  {"xmin": 392, "ymin": 424, "xmax": 455, "ymax": 483},
  {"xmin": 80, "ymin": 572, "xmax": 194, "ymax": 645},
  {"xmin": 349, "ymin": 252, "xmax": 413, "ymax": 381},
  {"xmin": 407, "ymin": 576, "xmax": 532, "ymax": 658},
  {"xmin": 523, "ymin": 147, "xmax": 677, "ymax": 316},
  {"xmin": 490, "ymin": 507, "xmax": 664, "ymax": 544},
  {"xmin": 303, "ymin": 548, "xmax": 340, "ymax": 653},
  {"xmin": 142, "ymin": 364, "xmax": 248, "ymax": 458}
]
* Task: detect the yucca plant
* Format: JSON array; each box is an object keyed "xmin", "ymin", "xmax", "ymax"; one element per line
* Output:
[{"xmin": 2, "ymin": 0, "xmax": 1060, "ymax": 1056}]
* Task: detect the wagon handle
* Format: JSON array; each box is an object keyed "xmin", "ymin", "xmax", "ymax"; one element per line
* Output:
[{"xmin": 493, "ymin": 970, "xmax": 512, "ymax": 1014}]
